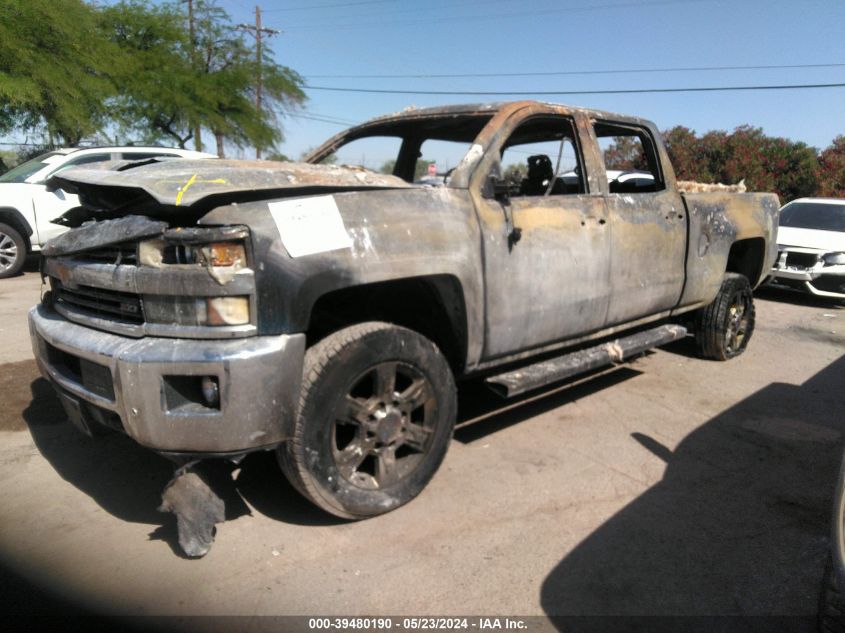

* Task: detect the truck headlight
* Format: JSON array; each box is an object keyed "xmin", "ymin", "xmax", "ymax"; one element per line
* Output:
[
  {"xmin": 140, "ymin": 238, "xmax": 248, "ymax": 270},
  {"xmin": 823, "ymin": 252, "xmax": 845, "ymax": 266},
  {"xmin": 144, "ymin": 296, "xmax": 250, "ymax": 327},
  {"xmin": 204, "ymin": 242, "xmax": 246, "ymax": 268}
]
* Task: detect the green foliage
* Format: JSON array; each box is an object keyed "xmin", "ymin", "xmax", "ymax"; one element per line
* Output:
[
  {"xmin": 100, "ymin": 0, "xmax": 305, "ymax": 153},
  {"xmin": 818, "ymin": 136, "xmax": 845, "ymax": 198},
  {"xmin": 602, "ymin": 136, "xmax": 648, "ymax": 171},
  {"xmin": 265, "ymin": 151, "xmax": 291, "ymax": 162},
  {"xmin": 0, "ymin": 0, "xmax": 305, "ymax": 153},
  {"xmin": 661, "ymin": 125, "xmax": 822, "ymax": 202},
  {"xmin": 379, "ymin": 159, "xmax": 396, "ymax": 174},
  {"xmin": 98, "ymin": 0, "xmax": 198, "ymax": 147},
  {"xmin": 0, "ymin": 150, "xmax": 19, "ymax": 174},
  {"xmin": 0, "ymin": 0, "xmax": 117, "ymax": 144}
]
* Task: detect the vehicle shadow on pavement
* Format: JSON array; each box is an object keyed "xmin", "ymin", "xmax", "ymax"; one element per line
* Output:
[
  {"xmin": 756, "ymin": 285, "xmax": 844, "ymax": 310},
  {"xmin": 20, "ymin": 365, "xmax": 345, "ymax": 550},
  {"xmin": 454, "ymin": 367, "xmax": 643, "ymax": 444},
  {"xmin": 539, "ymin": 354, "xmax": 845, "ymax": 625}
]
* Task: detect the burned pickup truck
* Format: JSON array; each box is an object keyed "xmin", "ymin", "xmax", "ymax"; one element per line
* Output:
[{"xmin": 29, "ymin": 101, "xmax": 778, "ymax": 554}]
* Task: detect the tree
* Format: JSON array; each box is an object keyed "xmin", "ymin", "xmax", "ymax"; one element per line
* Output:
[
  {"xmin": 818, "ymin": 136, "xmax": 845, "ymax": 198},
  {"xmin": 602, "ymin": 135, "xmax": 648, "ymax": 171},
  {"xmin": 189, "ymin": 0, "xmax": 305, "ymax": 156},
  {"xmin": 0, "ymin": 0, "xmax": 117, "ymax": 145},
  {"xmin": 99, "ymin": 0, "xmax": 305, "ymax": 154},
  {"xmin": 98, "ymin": 1, "xmax": 200, "ymax": 147},
  {"xmin": 661, "ymin": 126, "xmax": 709, "ymax": 181},
  {"xmin": 661, "ymin": 125, "xmax": 820, "ymax": 202}
]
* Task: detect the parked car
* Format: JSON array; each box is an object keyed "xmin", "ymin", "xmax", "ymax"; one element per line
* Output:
[
  {"xmin": 0, "ymin": 146, "xmax": 214, "ymax": 278},
  {"xmin": 29, "ymin": 101, "xmax": 778, "ymax": 555},
  {"xmin": 769, "ymin": 198, "xmax": 845, "ymax": 300}
]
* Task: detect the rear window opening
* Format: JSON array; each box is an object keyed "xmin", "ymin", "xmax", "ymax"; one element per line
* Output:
[{"xmin": 594, "ymin": 121, "xmax": 665, "ymax": 194}]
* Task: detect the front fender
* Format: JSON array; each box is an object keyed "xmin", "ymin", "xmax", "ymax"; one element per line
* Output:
[{"xmin": 199, "ymin": 187, "xmax": 485, "ymax": 366}]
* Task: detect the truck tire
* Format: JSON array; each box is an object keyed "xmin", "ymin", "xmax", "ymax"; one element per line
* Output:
[
  {"xmin": 0, "ymin": 222, "xmax": 26, "ymax": 278},
  {"xmin": 694, "ymin": 273, "xmax": 755, "ymax": 360},
  {"xmin": 278, "ymin": 322, "xmax": 457, "ymax": 519},
  {"xmin": 820, "ymin": 555, "xmax": 845, "ymax": 633}
]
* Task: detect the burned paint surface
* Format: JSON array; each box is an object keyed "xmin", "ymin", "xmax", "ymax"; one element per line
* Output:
[
  {"xmin": 30, "ymin": 100, "xmax": 778, "ymax": 458},
  {"xmin": 680, "ymin": 192, "xmax": 779, "ymax": 307}
]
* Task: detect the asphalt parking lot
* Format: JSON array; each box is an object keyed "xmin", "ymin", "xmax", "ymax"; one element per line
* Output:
[{"xmin": 1, "ymin": 266, "xmax": 844, "ymax": 628}]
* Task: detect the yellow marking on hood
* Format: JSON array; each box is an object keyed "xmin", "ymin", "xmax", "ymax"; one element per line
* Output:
[{"xmin": 175, "ymin": 174, "xmax": 198, "ymax": 206}]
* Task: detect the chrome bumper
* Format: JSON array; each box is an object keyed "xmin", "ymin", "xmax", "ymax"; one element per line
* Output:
[
  {"xmin": 769, "ymin": 268, "xmax": 845, "ymax": 299},
  {"xmin": 29, "ymin": 305, "xmax": 305, "ymax": 454}
]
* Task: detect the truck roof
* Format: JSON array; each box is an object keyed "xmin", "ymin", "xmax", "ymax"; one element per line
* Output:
[{"xmin": 358, "ymin": 100, "xmax": 645, "ymax": 127}]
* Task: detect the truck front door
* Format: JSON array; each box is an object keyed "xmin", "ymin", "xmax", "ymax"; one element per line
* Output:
[{"xmin": 470, "ymin": 112, "xmax": 612, "ymax": 360}]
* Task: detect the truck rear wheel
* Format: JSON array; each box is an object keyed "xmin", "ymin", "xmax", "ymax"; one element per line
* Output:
[
  {"xmin": 0, "ymin": 222, "xmax": 26, "ymax": 279},
  {"xmin": 278, "ymin": 322, "xmax": 457, "ymax": 519},
  {"xmin": 694, "ymin": 272, "xmax": 755, "ymax": 360}
]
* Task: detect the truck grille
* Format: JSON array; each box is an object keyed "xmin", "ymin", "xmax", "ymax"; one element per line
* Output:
[
  {"xmin": 54, "ymin": 281, "xmax": 144, "ymax": 324},
  {"xmin": 70, "ymin": 242, "xmax": 139, "ymax": 266},
  {"xmin": 785, "ymin": 252, "xmax": 820, "ymax": 269}
]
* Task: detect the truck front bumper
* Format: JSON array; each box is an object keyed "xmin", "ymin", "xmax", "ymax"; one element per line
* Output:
[{"xmin": 29, "ymin": 305, "xmax": 305, "ymax": 455}]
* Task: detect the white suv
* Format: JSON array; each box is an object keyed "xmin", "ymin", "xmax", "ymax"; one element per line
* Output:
[{"xmin": 0, "ymin": 146, "xmax": 214, "ymax": 278}]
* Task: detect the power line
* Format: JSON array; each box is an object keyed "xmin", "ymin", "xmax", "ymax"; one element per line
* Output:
[
  {"xmin": 236, "ymin": 6, "xmax": 281, "ymax": 159},
  {"xmin": 281, "ymin": 0, "xmax": 710, "ymax": 32},
  {"xmin": 304, "ymin": 81, "xmax": 845, "ymax": 96},
  {"xmin": 288, "ymin": 113, "xmax": 359, "ymax": 126},
  {"xmin": 268, "ymin": 0, "xmax": 533, "ymax": 18},
  {"xmin": 263, "ymin": 0, "xmax": 397, "ymax": 12},
  {"xmin": 306, "ymin": 62, "xmax": 845, "ymax": 80}
]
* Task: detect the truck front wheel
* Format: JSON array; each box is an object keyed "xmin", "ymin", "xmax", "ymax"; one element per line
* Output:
[
  {"xmin": 0, "ymin": 222, "xmax": 26, "ymax": 278},
  {"xmin": 278, "ymin": 322, "xmax": 457, "ymax": 519},
  {"xmin": 694, "ymin": 272, "xmax": 755, "ymax": 360}
]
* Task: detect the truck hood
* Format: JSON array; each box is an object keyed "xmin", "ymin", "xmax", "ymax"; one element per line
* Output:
[
  {"xmin": 48, "ymin": 159, "xmax": 411, "ymax": 223},
  {"xmin": 777, "ymin": 226, "xmax": 845, "ymax": 252}
]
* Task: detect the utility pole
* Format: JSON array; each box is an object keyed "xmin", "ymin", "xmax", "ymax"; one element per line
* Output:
[
  {"xmin": 237, "ymin": 6, "xmax": 279, "ymax": 159},
  {"xmin": 184, "ymin": 0, "xmax": 202, "ymax": 152}
]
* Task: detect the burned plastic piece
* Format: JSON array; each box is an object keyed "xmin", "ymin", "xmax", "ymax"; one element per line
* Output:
[
  {"xmin": 42, "ymin": 215, "xmax": 167, "ymax": 257},
  {"xmin": 158, "ymin": 463, "xmax": 226, "ymax": 558}
]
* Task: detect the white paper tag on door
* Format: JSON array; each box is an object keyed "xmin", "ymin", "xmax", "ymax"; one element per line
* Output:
[{"xmin": 269, "ymin": 195, "xmax": 353, "ymax": 258}]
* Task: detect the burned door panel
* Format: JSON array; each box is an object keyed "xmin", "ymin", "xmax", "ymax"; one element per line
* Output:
[
  {"xmin": 476, "ymin": 194, "xmax": 611, "ymax": 358},
  {"xmin": 604, "ymin": 190, "xmax": 687, "ymax": 325}
]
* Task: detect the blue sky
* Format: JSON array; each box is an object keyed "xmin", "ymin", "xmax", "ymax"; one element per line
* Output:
[{"xmin": 218, "ymin": 0, "xmax": 845, "ymax": 164}]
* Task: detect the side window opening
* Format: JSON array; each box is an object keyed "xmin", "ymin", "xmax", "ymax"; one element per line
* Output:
[
  {"xmin": 498, "ymin": 116, "xmax": 585, "ymax": 197},
  {"xmin": 50, "ymin": 153, "xmax": 113, "ymax": 177},
  {"xmin": 415, "ymin": 138, "xmax": 475, "ymax": 185},
  {"xmin": 594, "ymin": 121, "xmax": 665, "ymax": 194},
  {"xmin": 325, "ymin": 135, "xmax": 404, "ymax": 174}
]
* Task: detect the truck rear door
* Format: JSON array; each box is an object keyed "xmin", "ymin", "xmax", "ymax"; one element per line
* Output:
[{"xmin": 592, "ymin": 120, "xmax": 687, "ymax": 325}]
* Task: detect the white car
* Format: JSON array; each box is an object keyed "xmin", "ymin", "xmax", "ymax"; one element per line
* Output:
[
  {"xmin": 0, "ymin": 146, "xmax": 214, "ymax": 277},
  {"xmin": 769, "ymin": 197, "xmax": 845, "ymax": 299}
]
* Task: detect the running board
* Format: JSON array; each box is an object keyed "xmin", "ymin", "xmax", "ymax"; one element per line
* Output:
[{"xmin": 485, "ymin": 324, "xmax": 687, "ymax": 398}]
